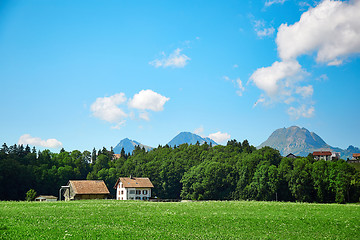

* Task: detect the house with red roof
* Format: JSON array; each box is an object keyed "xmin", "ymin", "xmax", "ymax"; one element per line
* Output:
[
  {"xmin": 313, "ymin": 151, "xmax": 340, "ymax": 161},
  {"xmin": 114, "ymin": 176, "xmax": 154, "ymax": 200}
]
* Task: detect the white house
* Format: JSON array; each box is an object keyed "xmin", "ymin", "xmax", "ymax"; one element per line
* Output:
[
  {"xmin": 114, "ymin": 176, "xmax": 154, "ymax": 200},
  {"xmin": 35, "ymin": 195, "xmax": 57, "ymax": 202},
  {"xmin": 313, "ymin": 151, "xmax": 340, "ymax": 161}
]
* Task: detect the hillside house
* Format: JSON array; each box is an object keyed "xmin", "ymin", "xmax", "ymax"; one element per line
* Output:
[
  {"xmin": 35, "ymin": 195, "xmax": 57, "ymax": 202},
  {"xmin": 285, "ymin": 153, "xmax": 297, "ymax": 158},
  {"xmin": 63, "ymin": 180, "xmax": 110, "ymax": 201},
  {"xmin": 313, "ymin": 151, "xmax": 340, "ymax": 161},
  {"xmin": 348, "ymin": 153, "xmax": 360, "ymax": 163},
  {"xmin": 114, "ymin": 176, "xmax": 154, "ymax": 200}
]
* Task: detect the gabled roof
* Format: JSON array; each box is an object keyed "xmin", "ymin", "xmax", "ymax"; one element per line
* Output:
[
  {"xmin": 35, "ymin": 195, "xmax": 57, "ymax": 199},
  {"xmin": 114, "ymin": 177, "xmax": 154, "ymax": 189},
  {"xmin": 285, "ymin": 153, "xmax": 297, "ymax": 158},
  {"xmin": 68, "ymin": 180, "xmax": 110, "ymax": 195},
  {"xmin": 313, "ymin": 151, "xmax": 332, "ymax": 156}
]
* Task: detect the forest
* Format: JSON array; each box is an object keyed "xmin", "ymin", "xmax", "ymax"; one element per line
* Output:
[{"xmin": 0, "ymin": 140, "xmax": 359, "ymax": 203}]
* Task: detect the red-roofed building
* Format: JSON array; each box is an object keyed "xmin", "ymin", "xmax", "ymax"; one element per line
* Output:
[
  {"xmin": 313, "ymin": 151, "xmax": 339, "ymax": 161},
  {"xmin": 348, "ymin": 153, "xmax": 360, "ymax": 163},
  {"xmin": 114, "ymin": 176, "xmax": 154, "ymax": 200}
]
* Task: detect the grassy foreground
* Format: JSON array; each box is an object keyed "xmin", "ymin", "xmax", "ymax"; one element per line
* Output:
[{"xmin": 1, "ymin": 200, "xmax": 359, "ymax": 239}]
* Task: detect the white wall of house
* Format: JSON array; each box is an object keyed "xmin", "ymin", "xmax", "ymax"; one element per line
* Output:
[
  {"xmin": 35, "ymin": 197, "xmax": 57, "ymax": 202},
  {"xmin": 116, "ymin": 182, "xmax": 151, "ymax": 200}
]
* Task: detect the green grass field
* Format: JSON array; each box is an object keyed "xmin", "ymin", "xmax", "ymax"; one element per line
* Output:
[{"xmin": 1, "ymin": 200, "xmax": 359, "ymax": 239}]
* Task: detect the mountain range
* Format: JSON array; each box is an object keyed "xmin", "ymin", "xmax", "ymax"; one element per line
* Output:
[
  {"xmin": 113, "ymin": 132, "xmax": 218, "ymax": 154},
  {"xmin": 258, "ymin": 126, "xmax": 359, "ymax": 159},
  {"xmin": 113, "ymin": 127, "xmax": 359, "ymax": 159}
]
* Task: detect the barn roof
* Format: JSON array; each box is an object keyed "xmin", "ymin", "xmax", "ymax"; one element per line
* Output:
[
  {"xmin": 114, "ymin": 177, "xmax": 154, "ymax": 189},
  {"xmin": 313, "ymin": 151, "xmax": 332, "ymax": 156},
  {"xmin": 68, "ymin": 180, "xmax": 110, "ymax": 195}
]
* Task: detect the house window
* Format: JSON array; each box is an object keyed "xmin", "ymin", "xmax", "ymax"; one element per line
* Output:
[
  {"xmin": 121, "ymin": 190, "xmax": 124, "ymax": 195},
  {"xmin": 121, "ymin": 197, "xmax": 123, "ymax": 200},
  {"xmin": 136, "ymin": 190, "xmax": 141, "ymax": 195},
  {"xmin": 143, "ymin": 197, "xmax": 148, "ymax": 200},
  {"xmin": 129, "ymin": 190, "xmax": 135, "ymax": 194},
  {"xmin": 135, "ymin": 196, "xmax": 141, "ymax": 200},
  {"xmin": 143, "ymin": 190, "xmax": 148, "ymax": 195}
]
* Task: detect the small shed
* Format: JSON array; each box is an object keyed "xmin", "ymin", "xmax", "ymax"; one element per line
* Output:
[
  {"xmin": 63, "ymin": 180, "xmax": 110, "ymax": 201},
  {"xmin": 35, "ymin": 195, "xmax": 57, "ymax": 202}
]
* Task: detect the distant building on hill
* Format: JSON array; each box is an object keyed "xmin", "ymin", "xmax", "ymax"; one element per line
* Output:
[
  {"xmin": 348, "ymin": 153, "xmax": 360, "ymax": 163},
  {"xmin": 114, "ymin": 176, "xmax": 154, "ymax": 200},
  {"xmin": 285, "ymin": 153, "xmax": 297, "ymax": 158},
  {"xmin": 35, "ymin": 195, "xmax": 57, "ymax": 202},
  {"xmin": 313, "ymin": 151, "xmax": 340, "ymax": 161},
  {"xmin": 62, "ymin": 180, "xmax": 110, "ymax": 201}
]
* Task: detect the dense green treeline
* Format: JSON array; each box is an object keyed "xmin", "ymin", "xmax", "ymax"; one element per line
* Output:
[{"xmin": 1, "ymin": 141, "xmax": 359, "ymax": 203}]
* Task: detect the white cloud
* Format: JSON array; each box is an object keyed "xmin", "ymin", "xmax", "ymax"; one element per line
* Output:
[
  {"xmin": 265, "ymin": 0, "xmax": 287, "ymax": 7},
  {"xmin": 128, "ymin": 89, "xmax": 170, "ymax": 111},
  {"xmin": 256, "ymin": 27, "xmax": 275, "ymax": 38},
  {"xmin": 90, "ymin": 93, "xmax": 127, "ymax": 125},
  {"xmin": 253, "ymin": 96, "xmax": 266, "ymax": 108},
  {"xmin": 316, "ymin": 74, "xmax": 328, "ymax": 81},
  {"xmin": 208, "ymin": 131, "xmax": 231, "ymax": 144},
  {"xmin": 91, "ymin": 90, "xmax": 169, "ymax": 128},
  {"xmin": 194, "ymin": 126, "xmax": 204, "ymax": 136},
  {"xmin": 253, "ymin": 19, "xmax": 275, "ymax": 38},
  {"xmin": 250, "ymin": 0, "xmax": 360, "ymax": 119},
  {"xmin": 149, "ymin": 48, "xmax": 190, "ymax": 68},
  {"xmin": 287, "ymin": 105, "xmax": 315, "ymax": 120},
  {"xmin": 233, "ymin": 64, "xmax": 239, "ymax": 68},
  {"xmin": 224, "ymin": 76, "xmax": 246, "ymax": 96},
  {"xmin": 110, "ymin": 121, "xmax": 126, "ymax": 130},
  {"xmin": 236, "ymin": 78, "xmax": 245, "ymax": 96},
  {"xmin": 295, "ymin": 85, "xmax": 313, "ymax": 98},
  {"xmin": 276, "ymin": 0, "xmax": 360, "ymax": 65},
  {"xmin": 250, "ymin": 60, "xmax": 303, "ymax": 97},
  {"xmin": 139, "ymin": 112, "xmax": 150, "ymax": 121},
  {"xmin": 18, "ymin": 134, "xmax": 63, "ymax": 148}
]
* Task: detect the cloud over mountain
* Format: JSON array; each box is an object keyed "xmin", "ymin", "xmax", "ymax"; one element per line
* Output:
[
  {"xmin": 91, "ymin": 90, "xmax": 169, "ymax": 128},
  {"xmin": 128, "ymin": 90, "xmax": 170, "ymax": 112}
]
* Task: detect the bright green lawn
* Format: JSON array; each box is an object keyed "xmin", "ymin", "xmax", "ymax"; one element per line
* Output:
[{"xmin": 0, "ymin": 200, "xmax": 359, "ymax": 239}]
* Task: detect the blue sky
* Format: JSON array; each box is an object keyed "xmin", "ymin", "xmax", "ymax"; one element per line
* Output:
[{"xmin": 1, "ymin": 0, "xmax": 359, "ymax": 152}]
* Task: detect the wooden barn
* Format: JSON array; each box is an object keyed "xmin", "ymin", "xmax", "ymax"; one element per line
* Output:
[{"xmin": 63, "ymin": 180, "xmax": 110, "ymax": 201}]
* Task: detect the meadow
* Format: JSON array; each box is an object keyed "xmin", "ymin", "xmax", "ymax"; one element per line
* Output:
[{"xmin": 1, "ymin": 200, "xmax": 359, "ymax": 239}]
